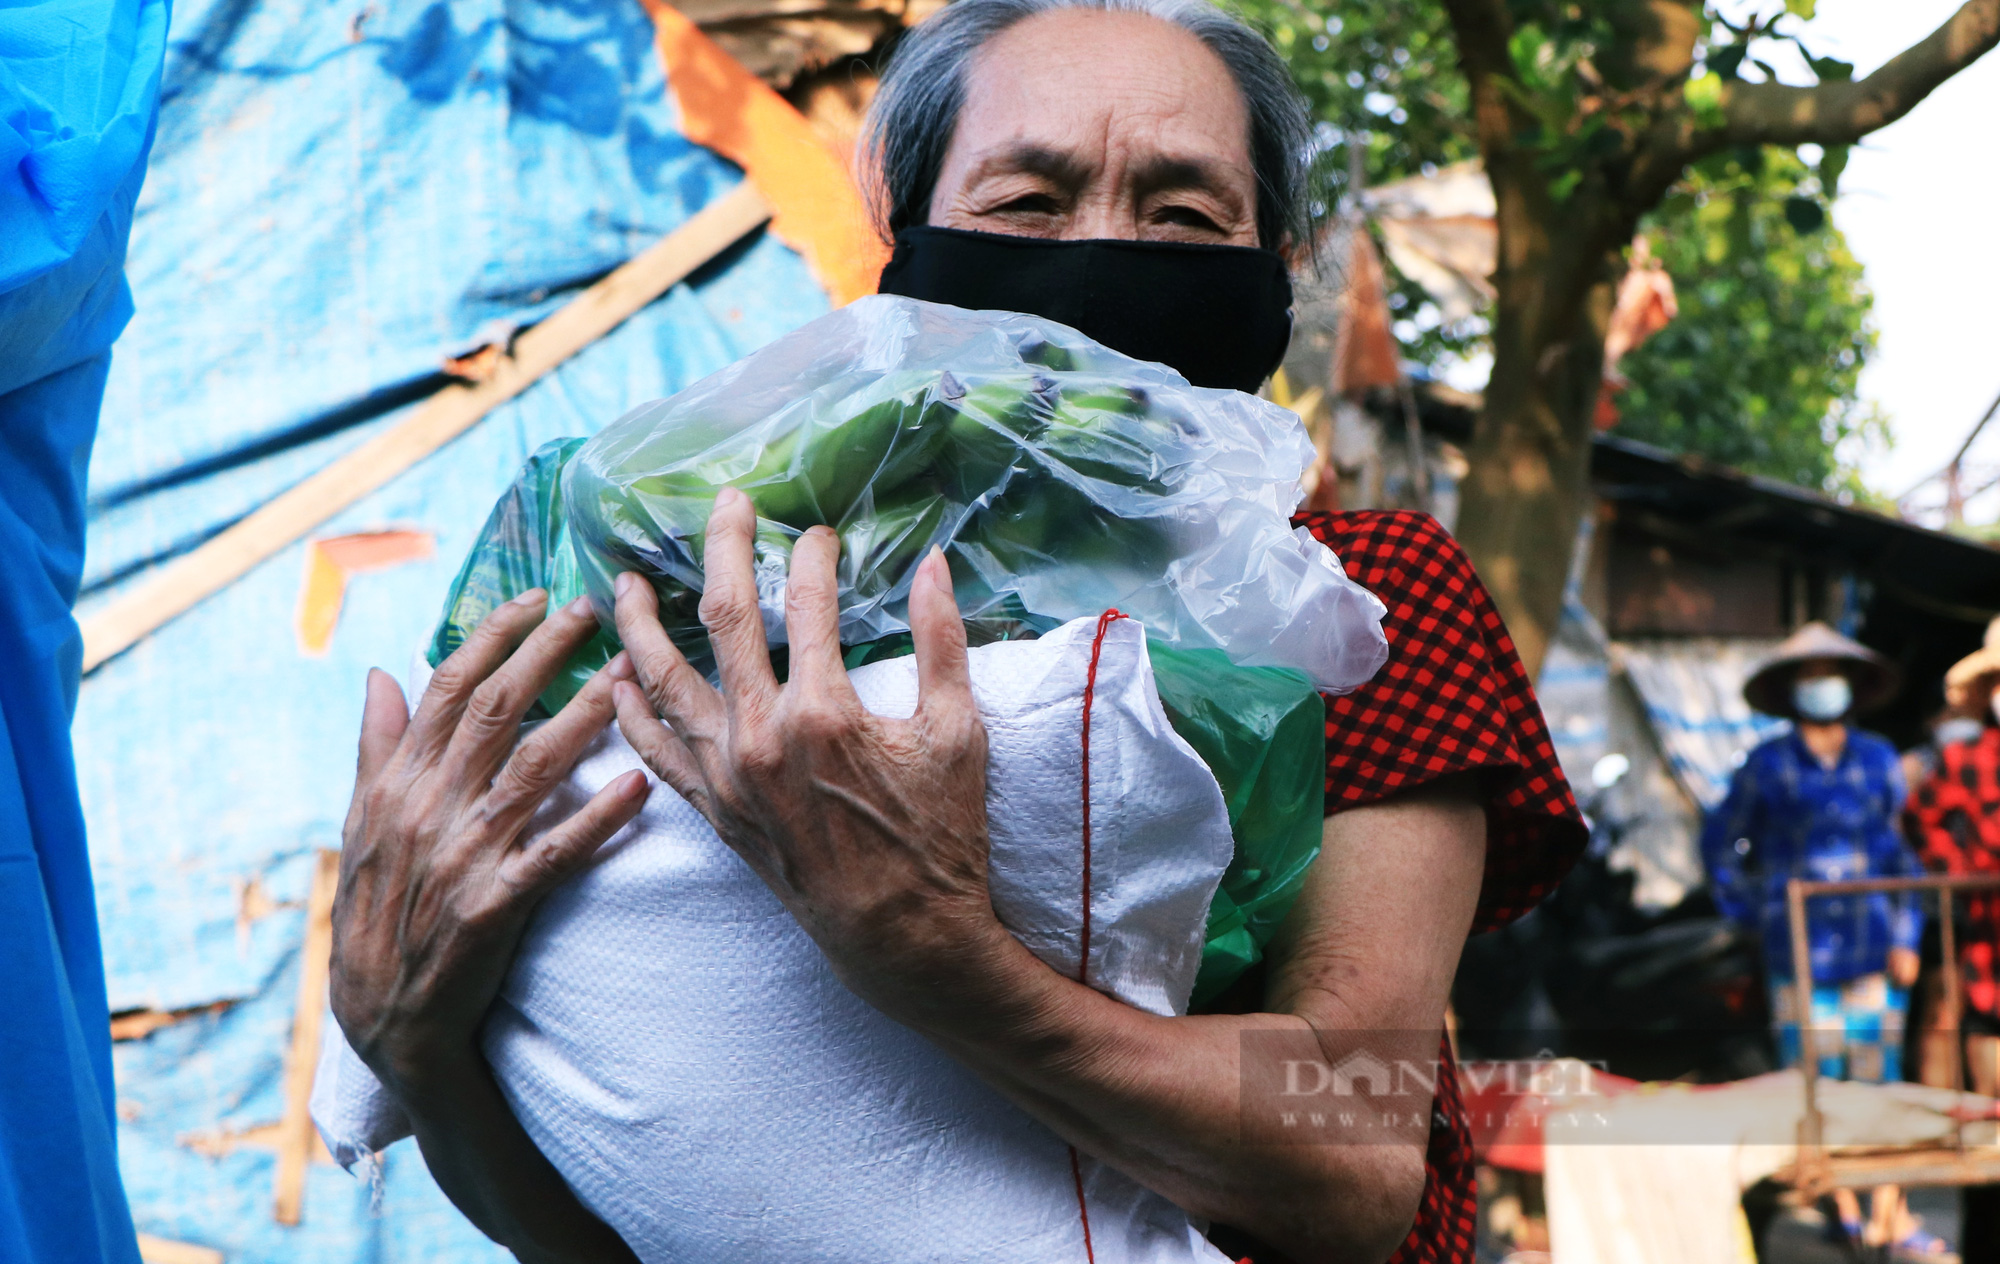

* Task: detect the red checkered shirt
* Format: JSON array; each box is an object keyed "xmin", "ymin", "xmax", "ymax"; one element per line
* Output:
[
  {"xmin": 1296, "ymin": 509, "xmax": 1586, "ymax": 1264},
  {"xmin": 1905, "ymin": 726, "xmax": 2000, "ymax": 1019}
]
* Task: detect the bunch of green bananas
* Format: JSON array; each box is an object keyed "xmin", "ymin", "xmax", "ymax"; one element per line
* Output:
[
  {"xmin": 431, "ymin": 370, "xmax": 1185, "ymax": 713},
  {"xmin": 427, "ymin": 365, "xmax": 1326, "ymax": 1000}
]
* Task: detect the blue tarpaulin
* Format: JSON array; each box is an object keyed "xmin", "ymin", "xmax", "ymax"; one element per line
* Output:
[{"xmin": 69, "ymin": 0, "xmax": 830, "ymax": 1255}]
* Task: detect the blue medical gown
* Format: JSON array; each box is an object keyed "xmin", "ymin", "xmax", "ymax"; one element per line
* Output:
[{"xmin": 1, "ymin": 0, "xmax": 169, "ymax": 1258}]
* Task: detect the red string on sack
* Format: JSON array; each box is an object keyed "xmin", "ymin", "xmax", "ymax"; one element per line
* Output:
[
  {"xmin": 1070, "ymin": 608, "xmax": 1125, "ymax": 1264},
  {"xmin": 1078, "ymin": 608, "xmax": 1126, "ymax": 984},
  {"xmin": 1068, "ymin": 1144, "xmax": 1098, "ymax": 1264}
]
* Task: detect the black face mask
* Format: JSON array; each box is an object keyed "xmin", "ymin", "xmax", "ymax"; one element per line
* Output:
[{"xmin": 876, "ymin": 226, "xmax": 1293, "ymax": 394}]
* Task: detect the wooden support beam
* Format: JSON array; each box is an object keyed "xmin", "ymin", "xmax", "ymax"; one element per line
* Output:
[
  {"xmin": 137, "ymin": 1234, "xmax": 224, "ymax": 1264},
  {"xmin": 80, "ymin": 180, "xmax": 775, "ymax": 672},
  {"xmin": 273, "ymin": 849, "xmax": 340, "ymax": 1227},
  {"xmin": 178, "ymin": 1119, "xmax": 332, "ymax": 1166},
  {"xmin": 110, "ymin": 1000, "xmax": 234, "ymax": 1042}
]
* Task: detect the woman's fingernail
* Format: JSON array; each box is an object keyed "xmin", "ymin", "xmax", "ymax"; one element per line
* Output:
[
  {"xmin": 716, "ymin": 486, "xmax": 744, "ymax": 509},
  {"xmin": 606, "ymin": 651, "xmax": 634, "ymax": 679},
  {"xmin": 565, "ymin": 595, "xmax": 594, "ymax": 617},
  {"xmin": 615, "ymin": 572, "xmax": 635, "ymax": 598},
  {"xmin": 511, "ymin": 588, "xmax": 548, "ymax": 606}
]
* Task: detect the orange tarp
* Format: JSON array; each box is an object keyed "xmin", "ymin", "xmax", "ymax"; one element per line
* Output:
[
  {"xmin": 1331, "ymin": 228, "xmax": 1401, "ymax": 397},
  {"xmin": 1595, "ymin": 235, "xmax": 1679, "ymax": 429},
  {"xmin": 642, "ymin": 1, "xmax": 888, "ymax": 307}
]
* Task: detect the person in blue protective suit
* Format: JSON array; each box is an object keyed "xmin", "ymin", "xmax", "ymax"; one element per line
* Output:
[
  {"xmin": 1701, "ymin": 622, "xmax": 1942, "ymax": 1253},
  {"xmin": 1, "ymin": 0, "xmax": 171, "ymax": 1259}
]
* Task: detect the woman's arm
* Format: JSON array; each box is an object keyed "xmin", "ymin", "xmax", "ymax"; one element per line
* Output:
[
  {"xmin": 399, "ymin": 1050, "xmax": 639, "ymax": 1264},
  {"xmin": 909, "ymin": 780, "xmax": 1485, "ymax": 1264},
  {"xmin": 609, "ymin": 490, "xmax": 1485, "ymax": 1264},
  {"xmin": 330, "ymin": 595, "xmax": 648, "ymax": 1264}
]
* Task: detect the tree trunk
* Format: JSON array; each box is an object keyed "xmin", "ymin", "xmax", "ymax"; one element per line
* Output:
[{"xmin": 1453, "ymin": 189, "xmax": 1624, "ymax": 679}]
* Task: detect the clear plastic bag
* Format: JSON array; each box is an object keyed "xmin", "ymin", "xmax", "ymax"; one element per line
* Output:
[
  {"xmin": 429, "ymin": 295, "xmax": 1385, "ymax": 993},
  {"xmin": 429, "ymin": 295, "xmax": 1386, "ymax": 706}
]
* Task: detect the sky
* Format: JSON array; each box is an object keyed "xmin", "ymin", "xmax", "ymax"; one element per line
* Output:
[{"xmin": 1729, "ymin": 0, "xmax": 2000, "ymax": 524}]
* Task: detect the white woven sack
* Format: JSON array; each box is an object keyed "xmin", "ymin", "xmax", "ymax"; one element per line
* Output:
[{"xmin": 314, "ymin": 615, "xmax": 1236, "ymax": 1262}]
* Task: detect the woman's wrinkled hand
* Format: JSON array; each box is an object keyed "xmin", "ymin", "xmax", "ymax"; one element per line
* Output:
[
  {"xmin": 330, "ymin": 591, "xmax": 652, "ymax": 1093},
  {"xmin": 608, "ymin": 487, "xmax": 1008, "ymax": 1026}
]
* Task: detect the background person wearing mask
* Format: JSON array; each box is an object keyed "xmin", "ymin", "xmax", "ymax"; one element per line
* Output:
[
  {"xmin": 1701, "ymin": 622, "xmax": 1927, "ymax": 1252},
  {"xmin": 1, "ymin": 0, "xmax": 170, "ymax": 1258},
  {"xmin": 1907, "ymin": 616, "xmax": 2000, "ymax": 1097},
  {"xmin": 1702, "ymin": 623, "xmax": 1919, "ymax": 1080}
]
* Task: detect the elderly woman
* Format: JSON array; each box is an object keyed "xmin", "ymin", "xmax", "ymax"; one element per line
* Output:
[{"xmin": 329, "ymin": 2, "xmax": 1583, "ymax": 1262}]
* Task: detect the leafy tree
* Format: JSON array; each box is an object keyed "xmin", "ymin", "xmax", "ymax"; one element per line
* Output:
[
  {"xmin": 1227, "ymin": 0, "xmax": 1998, "ymax": 674},
  {"xmin": 1236, "ymin": 0, "xmax": 1482, "ymax": 367},
  {"xmin": 1615, "ymin": 146, "xmax": 1885, "ymax": 493},
  {"xmin": 1250, "ymin": 0, "xmax": 1475, "ymax": 190},
  {"xmin": 1236, "ymin": 0, "xmax": 1886, "ymax": 498}
]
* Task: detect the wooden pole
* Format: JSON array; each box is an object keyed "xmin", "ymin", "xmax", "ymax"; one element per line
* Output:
[
  {"xmin": 273, "ymin": 850, "xmax": 340, "ymax": 1226},
  {"xmin": 80, "ymin": 181, "xmax": 774, "ymax": 672},
  {"xmin": 1940, "ymin": 886, "xmax": 1966, "ymax": 1151},
  {"xmin": 1787, "ymin": 878, "xmax": 1824, "ymax": 1174}
]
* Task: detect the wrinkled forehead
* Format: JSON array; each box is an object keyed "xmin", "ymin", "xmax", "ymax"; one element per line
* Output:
[{"xmin": 950, "ymin": 9, "xmax": 1253, "ymax": 173}]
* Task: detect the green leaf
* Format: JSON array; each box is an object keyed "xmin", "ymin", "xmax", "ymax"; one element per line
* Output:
[
  {"xmin": 1707, "ymin": 43, "xmax": 1748, "ymax": 81},
  {"xmin": 1818, "ymin": 143, "xmax": 1850, "ymax": 198},
  {"xmin": 1549, "ymin": 169, "xmax": 1583, "ymax": 202},
  {"xmin": 1508, "ymin": 22, "xmax": 1554, "ymax": 89},
  {"xmin": 1783, "ymin": 195, "xmax": 1826, "ymax": 233},
  {"xmin": 1808, "ymin": 54, "xmax": 1855, "ymax": 82},
  {"xmin": 1784, "ymin": 0, "xmax": 1816, "ymax": 18},
  {"xmin": 1684, "ymin": 73, "xmax": 1728, "ymax": 127}
]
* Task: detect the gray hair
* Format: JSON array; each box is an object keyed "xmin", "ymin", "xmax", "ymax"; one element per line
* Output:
[{"xmin": 862, "ymin": 0, "xmax": 1312, "ymax": 251}]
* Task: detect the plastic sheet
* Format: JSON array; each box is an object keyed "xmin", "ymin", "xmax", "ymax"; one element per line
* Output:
[
  {"xmin": 1149, "ymin": 647, "xmax": 1327, "ymax": 1006},
  {"xmin": 844, "ymin": 632, "xmax": 1326, "ymax": 998},
  {"xmin": 430, "ymin": 295, "xmax": 1387, "ymax": 708}
]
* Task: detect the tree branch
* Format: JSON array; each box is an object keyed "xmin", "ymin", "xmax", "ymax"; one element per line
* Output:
[
  {"xmin": 1437, "ymin": 0, "xmax": 1521, "ymax": 157},
  {"xmin": 1717, "ymin": 0, "xmax": 2000, "ymax": 147}
]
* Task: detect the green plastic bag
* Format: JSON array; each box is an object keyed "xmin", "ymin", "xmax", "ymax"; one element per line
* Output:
[
  {"xmin": 433, "ymin": 444, "xmax": 1328, "ymax": 1001},
  {"xmin": 1149, "ymin": 646, "xmax": 1325, "ymax": 1008},
  {"xmin": 428, "ymin": 438, "xmax": 621, "ymax": 696}
]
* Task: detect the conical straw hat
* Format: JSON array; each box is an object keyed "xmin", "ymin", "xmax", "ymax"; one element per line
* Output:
[
  {"xmin": 1946, "ymin": 616, "xmax": 2000, "ymax": 710},
  {"xmin": 1742, "ymin": 621, "xmax": 1898, "ymax": 719}
]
